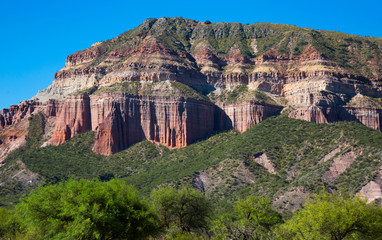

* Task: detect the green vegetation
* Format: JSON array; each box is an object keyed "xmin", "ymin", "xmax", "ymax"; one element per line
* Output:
[
  {"xmin": 217, "ymin": 85, "xmax": 279, "ymax": 104},
  {"xmin": 25, "ymin": 113, "xmax": 44, "ymax": 148},
  {"xmin": 212, "ymin": 196, "xmax": 283, "ymax": 240},
  {"xmin": 253, "ymin": 90, "xmax": 278, "ymax": 105},
  {"xmin": 15, "ymin": 179, "xmax": 160, "ymax": 240},
  {"xmin": 2, "ymin": 116, "xmax": 382, "ymax": 211},
  {"xmin": 94, "ymin": 81, "xmax": 141, "ymax": 95},
  {"xmin": 218, "ymin": 85, "xmax": 249, "ymax": 103},
  {"xmin": 276, "ymin": 192, "xmax": 382, "ymax": 240},
  {"xmin": 1, "ymin": 183, "xmax": 380, "ymax": 240},
  {"xmin": 0, "ymin": 207, "xmax": 18, "ymax": 239},
  {"xmin": 83, "ymin": 81, "xmax": 209, "ymax": 101},
  {"xmin": 367, "ymin": 96, "xmax": 382, "ymax": 108},
  {"xmin": 170, "ymin": 81, "xmax": 210, "ymax": 101},
  {"xmin": 73, "ymin": 86, "xmax": 98, "ymax": 96},
  {"xmin": 151, "ymin": 186, "xmax": 210, "ymax": 237}
]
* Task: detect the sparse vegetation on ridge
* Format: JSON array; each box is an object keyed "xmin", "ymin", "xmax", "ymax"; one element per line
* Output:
[
  {"xmin": 74, "ymin": 81, "xmax": 210, "ymax": 101},
  {"xmin": 217, "ymin": 85, "xmax": 279, "ymax": 104}
]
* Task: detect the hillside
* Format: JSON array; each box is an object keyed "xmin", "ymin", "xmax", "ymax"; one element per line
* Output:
[{"xmin": 1, "ymin": 115, "xmax": 381, "ymax": 211}]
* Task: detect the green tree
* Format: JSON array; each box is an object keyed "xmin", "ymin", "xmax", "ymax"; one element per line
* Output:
[
  {"xmin": 211, "ymin": 196, "xmax": 283, "ymax": 240},
  {"xmin": 151, "ymin": 186, "xmax": 211, "ymax": 233},
  {"xmin": 276, "ymin": 192, "xmax": 382, "ymax": 240},
  {"xmin": 15, "ymin": 179, "xmax": 161, "ymax": 240},
  {"xmin": 0, "ymin": 207, "xmax": 12, "ymax": 239},
  {"xmin": 0, "ymin": 207, "xmax": 20, "ymax": 240},
  {"xmin": 236, "ymin": 196, "xmax": 283, "ymax": 231}
]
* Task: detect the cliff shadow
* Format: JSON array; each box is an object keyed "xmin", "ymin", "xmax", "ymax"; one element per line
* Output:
[
  {"xmin": 214, "ymin": 105, "xmax": 233, "ymax": 131},
  {"xmin": 121, "ymin": 99, "xmax": 146, "ymax": 147}
]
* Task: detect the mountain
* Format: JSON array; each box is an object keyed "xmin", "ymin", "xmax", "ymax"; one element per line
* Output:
[{"xmin": 0, "ymin": 17, "xmax": 382, "ymax": 208}]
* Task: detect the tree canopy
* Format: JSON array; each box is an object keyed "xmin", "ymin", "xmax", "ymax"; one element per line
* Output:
[
  {"xmin": 212, "ymin": 196, "xmax": 283, "ymax": 240},
  {"xmin": 15, "ymin": 179, "xmax": 160, "ymax": 240},
  {"xmin": 276, "ymin": 192, "xmax": 382, "ymax": 240},
  {"xmin": 151, "ymin": 186, "xmax": 211, "ymax": 234}
]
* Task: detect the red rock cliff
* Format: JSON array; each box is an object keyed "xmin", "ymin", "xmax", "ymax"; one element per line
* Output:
[
  {"xmin": 50, "ymin": 95, "xmax": 92, "ymax": 145},
  {"xmin": 1, "ymin": 93, "xmax": 282, "ymax": 156},
  {"xmin": 216, "ymin": 102, "xmax": 283, "ymax": 132},
  {"xmin": 90, "ymin": 94, "xmax": 215, "ymax": 155}
]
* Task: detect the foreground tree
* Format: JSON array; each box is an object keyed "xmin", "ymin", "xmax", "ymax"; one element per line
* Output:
[
  {"xmin": 276, "ymin": 192, "xmax": 382, "ymax": 240},
  {"xmin": 151, "ymin": 186, "xmax": 211, "ymax": 235},
  {"xmin": 0, "ymin": 207, "xmax": 20, "ymax": 240},
  {"xmin": 212, "ymin": 196, "xmax": 283, "ymax": 240},
  {"xmin": 15, "ymin": 179, "xmax": 161, "ymax": 240}
]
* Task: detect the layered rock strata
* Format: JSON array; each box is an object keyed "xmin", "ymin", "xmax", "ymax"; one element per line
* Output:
[
  {"xmin": 91, "ymin": 94, "xmax": 216, "ymax": 155},
  {"xmin": 289, "ymin": 106, "xmax": 382, "ymax": 131},
  {"xmin": 1, "ymin": 93, "xmax": 282, "ymax": 155},
  {"xmin": 50, "ymin": 95, "xmax": 92, "ymax": 145},
  {"xmin": 216, "ymin": 102, "xmax": 283, "ymax": 132}
]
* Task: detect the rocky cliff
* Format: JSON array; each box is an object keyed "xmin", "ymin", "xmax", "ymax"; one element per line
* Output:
[
  {"xmin": 2, "ymin": 17, "xmax": 382, "ymax": 156},
  {"xmin": 0, "ymin": 88, "xmax": 281, "ymax": 156}
]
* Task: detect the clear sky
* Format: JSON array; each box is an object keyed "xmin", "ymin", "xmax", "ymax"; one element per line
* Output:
[{"xmin": 1, "ymin": 0, "xmax": 381, "ymax": 110}]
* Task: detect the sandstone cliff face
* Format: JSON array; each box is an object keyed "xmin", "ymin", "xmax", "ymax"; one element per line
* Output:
[
  {"xmin": 0, "ymin": 92, "xmax": 282, "ymax": 156},
  {"xmin": 52, "ymin": 93, "xmax": 281, "ymax": 155},
  {"xmin": 288, "ymin": 106, "xmax": 382, "ymax": 131},
  {"xmin": 91, "ymin": 94, "xmax": 215, "ymax": 155},
  {"xmin": 216, "ymin": 102, "xmax": 283, "ymax": 132},
  {"xmin": 49, "ymin": 96, "xmax": 92, "ymax": 145}
]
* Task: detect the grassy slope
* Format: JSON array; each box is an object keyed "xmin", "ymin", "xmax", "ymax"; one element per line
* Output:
[{"xmin": 1, "ymin": 115, "xmax": 381, "ymax": 211}]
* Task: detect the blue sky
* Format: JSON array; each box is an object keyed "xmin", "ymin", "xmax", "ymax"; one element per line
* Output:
[{"xmin": 1, "ymin": 0, "xmax": 381, "ymax": 110}]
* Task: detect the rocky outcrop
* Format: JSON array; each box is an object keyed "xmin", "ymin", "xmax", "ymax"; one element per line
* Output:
[
  {"xmin": 1, "ymin": 91, "xmax": 282, "ymax": 156},
  {"xmin": 358, "ymin": 167, "xmax": 382, "ymax": 203},
  {"xmin": 252, "ymin": 152, "xmax": 277, "ymax": 174},
  {"xmin": 322, "ymin": 148, "xmax": 358, "ymax": 183},
  {"xmin": 0, "ymin": 120, "xmax": 29, "ymax": 164},
  {"xmin": 0, "ymin": 102, "xmax": 40, "ymax": 129}
]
